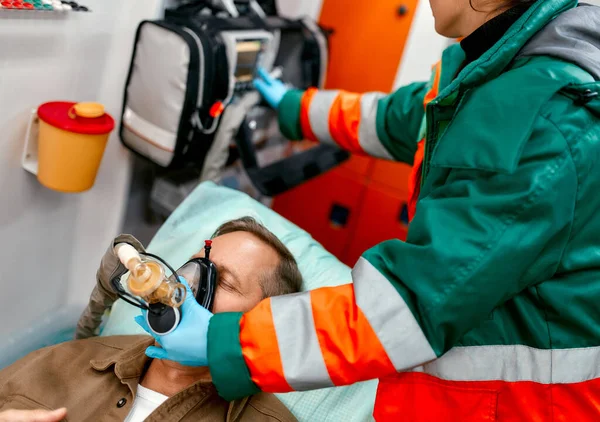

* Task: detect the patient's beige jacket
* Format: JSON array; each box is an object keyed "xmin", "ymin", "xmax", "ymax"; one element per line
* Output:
[{"xmin": 0, "ymin": 335, "xmax": 297, "ymax": 422}]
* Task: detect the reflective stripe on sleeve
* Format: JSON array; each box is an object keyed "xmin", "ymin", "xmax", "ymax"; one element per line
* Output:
[
  {"xmin": 307, "ymin": 90, "xmax": 339, "ymax": 145},
  {"xmin": 358, "ymin": 93, "xmax": 394, "ymax": 160},
  {"xmin": 415, "ymin": 344, "xmax": 600, "ymax": 384},
  {"xmin": 310, "ymin": 284, "xmax": 396, "ymax": 386},
  {"xmin": 270, "ymin": 292, "xmax": 335, "ymax": 390},
  {"xmin": 300, "ymin": 88, "xmax": 319, "ymax": 142},
  {"xmin": 353, "ymin": 257, "xmax": 438, "ymax": 370},
  {"xmin": 328, "ymin": 92, "xmax": 365, "ymax": 153},
  {"xmin": 239, "ymin": 299, "xmax": 293, "ymax": 392}
]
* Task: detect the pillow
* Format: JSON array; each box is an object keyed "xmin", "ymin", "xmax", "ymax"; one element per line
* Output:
[{"xmin": 101, "ymin": 181, "xmax": 377, "ymax": 422}]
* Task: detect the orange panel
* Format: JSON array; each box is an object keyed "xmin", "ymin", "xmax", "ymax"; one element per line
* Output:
[
  {"xmin": 272, "ymin": 168, "xmax": 367, "ymax": 259},
  {"xmin": 344, "ymin": 182, "xmax": 408, "ymax": 266},
  {"xmin": 339, "ymin": 155, "xmax": 374, "ymax": 177},
  {"xmin": 320, "ymin": 0, "xmax": 419, "ymax": 92},
  {"xmin": 370, "ymin": 159, "xmax": 412, "ymax": 194}
]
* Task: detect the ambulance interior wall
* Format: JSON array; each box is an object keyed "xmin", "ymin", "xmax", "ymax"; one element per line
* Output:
[
  {"xmin": 278, "ymin": 0, "xmax": 600, "ymax": 87},
  {"xmin": 2, "ymin": 0, "xmax": 593, "ymax": 347},
  {"xmin": 0, "ymin": 0, "xmax": 163, "ymax": 342}
]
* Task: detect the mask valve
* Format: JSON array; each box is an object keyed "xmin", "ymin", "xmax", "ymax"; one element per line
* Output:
[{"xmin": 114, "ymin": 243, "xmax": 186, "ymax": 308}]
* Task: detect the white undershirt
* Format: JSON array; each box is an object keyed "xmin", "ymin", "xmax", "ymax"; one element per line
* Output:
[{"xmin": 124, "ymin": 384, "xmax": 169, "ymax": 422}]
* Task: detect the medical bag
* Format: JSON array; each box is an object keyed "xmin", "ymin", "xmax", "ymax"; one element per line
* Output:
[{"xmin": 119, "ymin": 0, "xmax": 335, "ymax": 175}]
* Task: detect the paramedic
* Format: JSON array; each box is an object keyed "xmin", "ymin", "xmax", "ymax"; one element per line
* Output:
[{"xmin": 137, "ymin": 0, "xmax": 600, "ymax": 420}]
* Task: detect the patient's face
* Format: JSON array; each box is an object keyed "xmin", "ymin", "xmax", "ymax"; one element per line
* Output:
[{"xmin": 192, "ymin": 231, "xmax": 279, "ymax": 313}]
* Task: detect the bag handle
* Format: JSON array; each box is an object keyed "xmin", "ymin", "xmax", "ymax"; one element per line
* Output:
[
  {"xmin": 168, "ymin": 0, "xmax": 266, "ymax": 19},
  {"xmin": 232, "ymin": 0, "xmax": 267, "ymax": 18},
  {"xmin": 167, "ymin": 1, "xmax": 216, "ymax": 17}
]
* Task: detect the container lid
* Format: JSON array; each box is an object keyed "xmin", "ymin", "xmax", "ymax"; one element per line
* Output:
[{"xmin": 37, "ymin": 101, "xmax": 115, "ymax": 135}]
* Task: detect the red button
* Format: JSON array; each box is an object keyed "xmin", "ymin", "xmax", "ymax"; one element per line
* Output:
[
  {"xmin": 12, "ymin": 0, "xmax": 23, "ymax": 4},
  {"xmin": 209, "ymin": 101, "xmax": 225, "ymax": 118},
  {"xmin": 23, "ymin": 2, "xmax": 34, "ymax": 8},
  {"xmin": 1, "ymin": 1, "xmax": 12, "ymax": 7},
  {"xmin": 12, "ymin": 3, "xmax": 24, "ymax": 8}
]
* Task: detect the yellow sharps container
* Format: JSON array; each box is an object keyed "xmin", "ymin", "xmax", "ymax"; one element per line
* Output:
[{"xmin": 37, "ymin": 101, "xmax": 115, "ymax": 193}]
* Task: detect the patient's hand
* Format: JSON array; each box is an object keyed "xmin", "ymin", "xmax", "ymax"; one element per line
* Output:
[{"xmin": 0, "ymin": 408, "xmax": 67, "ymax": 422}]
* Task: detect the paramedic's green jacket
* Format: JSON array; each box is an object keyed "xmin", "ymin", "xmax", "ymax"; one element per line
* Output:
[{"xmin": 208, "ymin": 0, "xmax": 600, "ymax": 419}]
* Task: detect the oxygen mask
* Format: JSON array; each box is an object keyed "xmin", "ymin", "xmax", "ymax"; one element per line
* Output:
[
  {"xmin": 111, "ymin": 241, "xmax": 218, "ymax": 335},
  {"xmin": 114, "ymin": 243, "xmax": 186, "ymax": 308}
]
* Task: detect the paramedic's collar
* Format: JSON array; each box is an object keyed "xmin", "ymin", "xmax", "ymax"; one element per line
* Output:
[{"xmin": 460, "ymin": 3, "xmax": 533, "ymax": 67}]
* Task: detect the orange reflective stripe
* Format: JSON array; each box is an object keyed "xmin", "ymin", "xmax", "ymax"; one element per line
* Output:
[
  {"xmin": 423, "ymin": 61, "xmax": 442, "ymax": 108},
  {"xmin": 328, "ymin": 91, "xmax": 365, "ymax": 154},
  {"xmin": 408, "ymin": 61, "xmax": 442, "ymax": 222},
  {"xmin": 239, "ymin": 299, "xmax": 293, "ymax": 392},
  {"xmin": 408, "ymin": 139, "xmax": 425, "ymax": 221},
  {"xmin": 310, "ymin": 284, "xmax": 395, "ymax": 386},
  {"xmin": 300, "ymin": 88, "xmax": 319, "ymax": 142}
]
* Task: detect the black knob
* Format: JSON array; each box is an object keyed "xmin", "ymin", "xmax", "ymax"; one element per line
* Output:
[{"xmin": 397, "ymin": 5, "xmax": 408, "ymax": 16}]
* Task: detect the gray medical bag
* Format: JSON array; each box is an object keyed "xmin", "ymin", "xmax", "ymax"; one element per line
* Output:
[{"xmin": 120, "ymin": 0, "xmax": 342, "ymax": 188}]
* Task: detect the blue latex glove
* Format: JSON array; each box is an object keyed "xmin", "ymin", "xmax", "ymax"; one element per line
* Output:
[
  {"xmin": 253, "ymin": 67, "xmax": 289, "ymax": 109},
  {"xmin": 135, "ymin": 278, "xmax": 213, "ymax": 367}
]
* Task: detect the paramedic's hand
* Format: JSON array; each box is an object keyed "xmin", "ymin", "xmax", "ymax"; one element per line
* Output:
[
  {"xmin": 135, "ymin": 279, "xmax": 212, "ymax": 367},
  {"xmin": 253, "ymin": 67, "xmax": 289, "ymax": 109},
  {"xmin": 0, "ymin": 408, "xmax": 67, "ymax": 422}
]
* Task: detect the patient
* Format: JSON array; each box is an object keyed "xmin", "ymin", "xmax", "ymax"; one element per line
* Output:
[{"xmin": 0, "ymin": 217, "xmax": 303, "ymax": 422}]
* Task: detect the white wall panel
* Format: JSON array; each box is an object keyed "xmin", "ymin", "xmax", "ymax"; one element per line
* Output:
[
  {"xmin": 393, "ymin": 0, "xmax": 447, "ymax": 88},
  {"xmin": 0, "ymin": 0, "xmax": 162, "ymax": 339}
]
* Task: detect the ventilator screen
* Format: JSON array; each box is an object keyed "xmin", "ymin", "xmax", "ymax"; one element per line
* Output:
[{"xmin": 235, "ymin": 41, "xmax": 262, "ymax": 82}]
